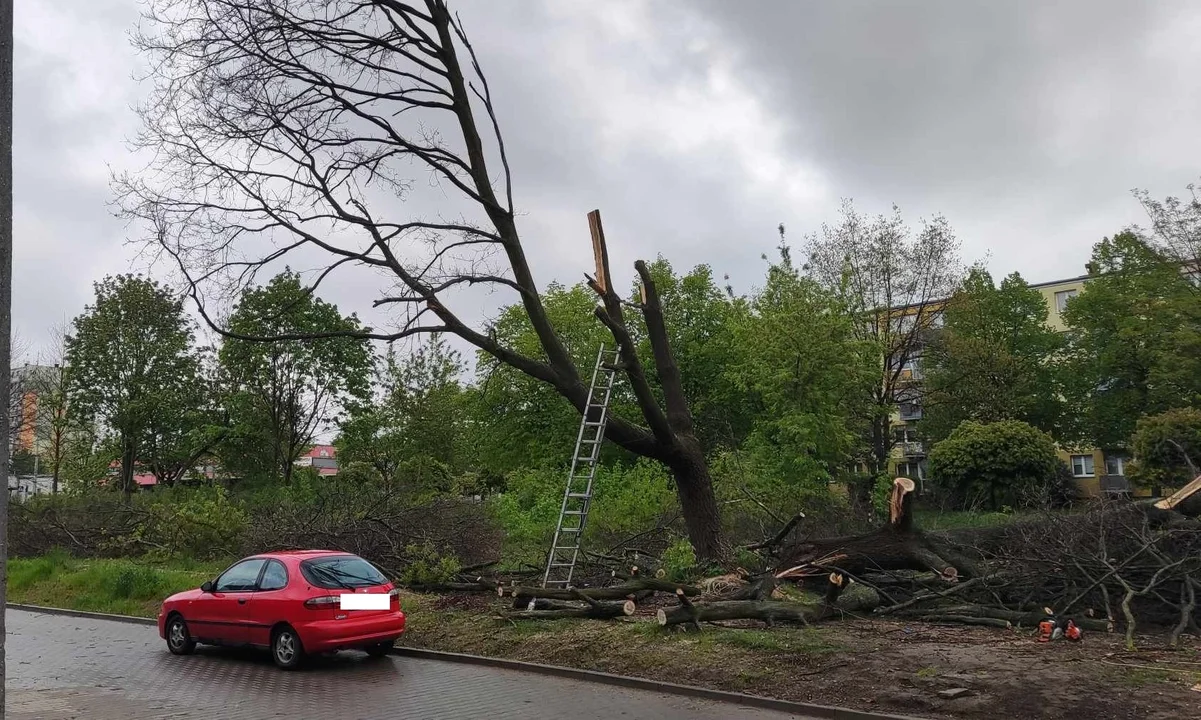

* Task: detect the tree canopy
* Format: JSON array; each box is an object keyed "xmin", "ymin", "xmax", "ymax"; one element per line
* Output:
[
  {"xmin": 65, "ymin": 275, "xmax": 204, "ymax": 495},
  {"xmin": 921, "ymin": 269, "xmax": 1065, "ymax": 443},
  {"xmin": 219, "ymin": 271, "xmax": 374, "ymax": 483}
]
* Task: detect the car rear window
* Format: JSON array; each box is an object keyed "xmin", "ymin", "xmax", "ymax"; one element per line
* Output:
[{"xmin": 299, "ymin": 555, "xmax": 388, "ymax": 589}]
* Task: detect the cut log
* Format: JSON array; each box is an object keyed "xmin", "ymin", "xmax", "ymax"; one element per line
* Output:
[
  {"xmin": 402, "ymin": 581, "xmax": 497, "ymax": 594},
  {"xmin": 505, "ymin": 579, "xmax": 700, "ymax": 602},
  {"xmin": 505, "ymin": 599, "xmax": 636, "ymax": 621},
  {"xmin": 657, "ymin": 573, "xmax": 861, "ymax": 628},
  {"xmin": 1155, "ymin": 474, "xmax": 1201, "ymax": 512},
  {"xmin": 891, "ymin": 605, "xmax": 1113, "ymax": 632}
]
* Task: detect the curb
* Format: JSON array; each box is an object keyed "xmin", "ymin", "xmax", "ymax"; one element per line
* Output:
[
  {"xmin": 6, "ymin": 603, "xmax": 921, "ymax": 720},
  {"xmin": 7, "ymin": 603, "xmax": 158, "ymax": 626},
  {"xmin": 391, "ymin": 647, "xmax": 920, "ymax": 720}
]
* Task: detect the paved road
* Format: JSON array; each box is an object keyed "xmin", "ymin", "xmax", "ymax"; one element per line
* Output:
[{"xmin": 6, "ymin": 609, "xmax": 812, "ymax": 719}]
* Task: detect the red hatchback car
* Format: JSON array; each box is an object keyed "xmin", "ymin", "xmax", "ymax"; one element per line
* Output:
[{"xmin": 158, "ymin": 550, "xmax": 405, "ymax": 669}]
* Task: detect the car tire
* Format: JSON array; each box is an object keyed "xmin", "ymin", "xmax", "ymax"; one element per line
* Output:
[
  {"xmin": 272, "ymin": 626, "xmax": 305, "ymax": 670},
  {"xmin": 166, "ymin": 615, "xmax": 196, "ymax": 656},
  {"xmin": 365, "ymin": 642, "xmax": 392, "ymax": 659}
]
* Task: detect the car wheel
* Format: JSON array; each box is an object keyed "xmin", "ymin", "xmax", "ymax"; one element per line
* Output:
[
  {"xmin": 166, "ymin": 615, "xmax": 196, "ymax": 656},
  {"xmin": 365, "ymin": 642, "xmax": 392, "ymax": 658},
  {"xmin": 272, "ymin": 626, "xmax": 305, "ymax": 670}
]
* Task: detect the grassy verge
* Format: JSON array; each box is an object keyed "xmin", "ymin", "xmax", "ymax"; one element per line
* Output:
[
  {"xmin": 7, "ymin": 551, "xmax": 224, "ymax": 618},
  {"xmin": 396, "ymin": 592, "xmax": 846, "ymax": 693}
]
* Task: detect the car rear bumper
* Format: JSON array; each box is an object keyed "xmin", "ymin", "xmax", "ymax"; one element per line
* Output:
[{"xmin": 298, "ymin": 610, "xmax": 406, "ymax": 653}]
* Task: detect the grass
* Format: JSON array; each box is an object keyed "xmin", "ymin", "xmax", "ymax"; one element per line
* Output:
[{"xmin": 7, "ymin": 553, "xmax": 224, "ymax": 618}]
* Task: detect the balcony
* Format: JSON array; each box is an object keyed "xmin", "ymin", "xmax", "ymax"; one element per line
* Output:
[
  {"xmin": 1099, "ymin": 474, "xmax": 1131, "ymax": 495},
  {"xmin": 901, "ymin": 441, "xmax": 924, "ymax": 456},
  {"xmin": 899, "ymin": 403, "xmax": 922, "ymax": 421}
]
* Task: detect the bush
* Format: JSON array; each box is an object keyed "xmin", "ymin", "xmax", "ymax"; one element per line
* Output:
[
  {"xmin": 928, "ymin": 420, "xmax": 1061, "ymax": 511},
  {"xmin": 398, "ymin": 543, "xmax": 462, "ymax": 586},
  {"xmin": 489, "ymin": 459, "xmax": 678, "ymax": 564},
  {"xmin": 661, "ymin": 538, "xmax": 698, "ymax": 582},
  {"xmin": 1129, "ymin": 408, "xmax": 1201, "ymax": 489}
]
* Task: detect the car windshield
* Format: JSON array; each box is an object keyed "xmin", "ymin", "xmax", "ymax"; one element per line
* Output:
[{"xmin": 299, "ymin": 555, "xmax": 387, "ymax": 589}]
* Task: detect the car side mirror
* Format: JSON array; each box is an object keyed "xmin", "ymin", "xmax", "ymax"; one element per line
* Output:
[{"xmin": 201, "ymin": 580, "xmax": 214, "ymax": 593}]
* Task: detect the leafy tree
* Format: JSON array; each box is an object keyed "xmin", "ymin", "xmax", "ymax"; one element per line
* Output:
[
  {"xmin": 65, "ymin": 275, "xmax": 204, "ymax": 496},
  {"xmin": 471, "ymin": 261, "xmax": 747, "ymax": 474},
  {"xmin": 1063, "ymin": 232, "xmax": 1201, "ymax": 448},
  {"xmin": 219, "ymin": 271, "xmax": 373, "ymax": 483},
  {"xmin": 726, "ymin": 246, "xmax": 875, "ymax": 490},
  {"xmin": 927, "ymin": 420, "xmax": 1062, "ymax": 511},
  {"xmin": 1129, "ymin": 408, "xmax": 1201, "ymax": 489},
  {"xmin": 921, "ymin": 269, "xmax": 1065, "ymax": 443},
  {"xmin": 802, "ymin": 203, "xmax": 964, "ymax": 495},
  {"xmin": 337, "ymin": 334, "xmax": 469, "ymax": 486}
]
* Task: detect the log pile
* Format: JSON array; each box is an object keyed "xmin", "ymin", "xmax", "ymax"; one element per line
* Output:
[{"xmin": 397, "ymin": 476, "xmax": 1201, "ymax": 648}]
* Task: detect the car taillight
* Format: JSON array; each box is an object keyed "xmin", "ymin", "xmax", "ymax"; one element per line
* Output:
[{"xmin": 304, "ymin": 595, "xmax": 340, "ymax": 610}]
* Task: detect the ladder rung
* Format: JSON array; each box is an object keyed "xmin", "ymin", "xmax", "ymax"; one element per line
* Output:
[
  {"xmin": 549, "ymin": 562, "xmax": 574, "ymax": 567},
  {"xmin": 563, "ymin": 510, "xmax": 586, "ymax": 515},
  {"xmin": 566, "ymin": 492, "xmax": 590, "ymax": 499},
  {"xmin": 553, "ymin": 547, "xmax": 578, "ymax": 552},
  {"xmin": 559, "ymin": 527, "xmax": 581, "ymax": 533},
  {"xmin": 584, "ymin": 421, "xmax": 603, "ymax": 427}
]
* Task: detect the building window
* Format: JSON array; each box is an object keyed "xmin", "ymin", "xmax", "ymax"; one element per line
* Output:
[
  {"xmin": 1105, "ymin": 454, "xmax": 1127, "ymax": 476},
  {"xmin": 899, "ymin": 402, "xmax": 922, "ymax": 421},
  {"xmin": 897, "ymin": 461, "xmax": 925, "ymax": 480},
  {"xmin": 1071, "ymin": 454, "xmax": 1095, "ymax": 477},
  {"xmin": 1055, "ymin": 289, "xmax": 1079, "ymax": 314}
]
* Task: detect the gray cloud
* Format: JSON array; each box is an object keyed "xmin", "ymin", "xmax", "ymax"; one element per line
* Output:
[{"xmin": 14, "ymin": 0, "xmax": 1201, "ymax": 361}]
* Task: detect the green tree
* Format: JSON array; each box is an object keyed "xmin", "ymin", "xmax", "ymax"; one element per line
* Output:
[
  {"xmin": 1062, "ymin": 231, "xmax": 1201, "ymax": 448},
  {"xmin": 726, "ymin": 246, "xmax": 875, "ymax": 490},
  {"xmin": 337, "ymin": 334, "xmax": 469, "ymax": 486},
  {"xmin": 471, "ymin": 261, "xmax": 747, "ymax": 474},
  {"xmin": 1129, "ymin": 408, "xmax": 1201, "ymax": 489},
  {"xmin": 927, "ymin": 420, "xmax": 1063, "ymax": 510},
  {"xmin": 65, "ymin": 275, "xmax": 204, "ymax": 496},
  {"xmin": 219, "ymin": 271, "xmax": 373, "ymax": 483},
  {"xmin": 921, "ymin": 269, "xmax": 1065, "ymax": 443}
]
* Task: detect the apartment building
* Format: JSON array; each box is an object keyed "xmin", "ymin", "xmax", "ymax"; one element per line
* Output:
[{"xmin": 887, "ymin": 270, "xmax": 1136, "ymax": 498}]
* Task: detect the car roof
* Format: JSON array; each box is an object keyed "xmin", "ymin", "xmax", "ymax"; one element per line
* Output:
[{"xmin": 254, "ymin": 549, "xmax": 351, "ymax": 559}]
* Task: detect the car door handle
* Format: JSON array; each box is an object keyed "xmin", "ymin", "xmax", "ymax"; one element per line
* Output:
[{"xmin": 238, "ymin": 599, "xmax": 247, "ymax": 605}]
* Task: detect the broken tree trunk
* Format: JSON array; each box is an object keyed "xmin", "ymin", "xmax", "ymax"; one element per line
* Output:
[{"xmin": 777, "ymin": 477, "xmax": 979, "ymax": 581}]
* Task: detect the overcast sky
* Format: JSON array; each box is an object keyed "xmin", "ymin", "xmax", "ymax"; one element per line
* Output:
[{"xmin": 14, "ymin": 0, "xmax": 1201, "ymax": 361}]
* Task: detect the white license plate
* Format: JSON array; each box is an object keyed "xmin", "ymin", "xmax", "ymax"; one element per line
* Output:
[{"xmin": 339, "ymin": 593, "xmax": 389, "ymax": 610}]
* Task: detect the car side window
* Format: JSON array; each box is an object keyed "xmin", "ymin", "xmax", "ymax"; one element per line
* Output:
[
  {"xmin": 215, "ymin": 559, "xmax": 266, "ymax": 593},
  {"xmin": 259, "ymin": 560, "xmax": 288, "ymax": 591}
]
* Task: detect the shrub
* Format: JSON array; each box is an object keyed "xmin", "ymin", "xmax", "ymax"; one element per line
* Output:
[
  {"xmin": 398, "ymin": 543, "xmax": 462, "ymax": 586},
  {"xmin": 1129, "ymin": 408, "xmax": 1201, "ymax": 489},
  {"xmin": 928, "ymin": 420, "xmax": 1061, "ymax": 511},
  {"xmin": 661, "ymin": 538, "xmax": 698, "ymax": 582}
]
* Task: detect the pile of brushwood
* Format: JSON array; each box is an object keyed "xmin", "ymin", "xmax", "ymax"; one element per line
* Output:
[{"xmin": 402, "ymin": 477, "xmax": 1201, "ymax": 649}]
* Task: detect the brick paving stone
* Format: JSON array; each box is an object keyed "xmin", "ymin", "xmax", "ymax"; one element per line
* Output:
[{"xmin": 6, "ymin": 609, "xmax": 813, "ymax": 719}]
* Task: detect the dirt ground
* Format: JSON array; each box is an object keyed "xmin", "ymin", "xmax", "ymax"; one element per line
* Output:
[{"xmin": 399, "ymin": 592, "xmax": 1201, "ymax": 719}]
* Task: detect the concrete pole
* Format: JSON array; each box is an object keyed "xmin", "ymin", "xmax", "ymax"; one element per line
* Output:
[{"xmin": 0, "ymin": 0, "xmax": 13, "ymax": 715}]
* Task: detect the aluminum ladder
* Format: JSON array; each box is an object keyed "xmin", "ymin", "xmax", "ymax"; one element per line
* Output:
[{"xmin": 541, "ymin": 344, "xmax": 620, "ymax": 588}]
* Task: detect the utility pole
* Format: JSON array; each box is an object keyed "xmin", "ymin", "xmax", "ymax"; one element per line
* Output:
[{"xmin": 1, "ymin": 0, "xmax": 13, "ymax": 715}]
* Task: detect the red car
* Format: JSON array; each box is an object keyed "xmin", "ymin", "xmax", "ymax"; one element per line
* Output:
[{"xmin": 157, "ymin": 550, "xmax": 405, "ymax": 669}]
